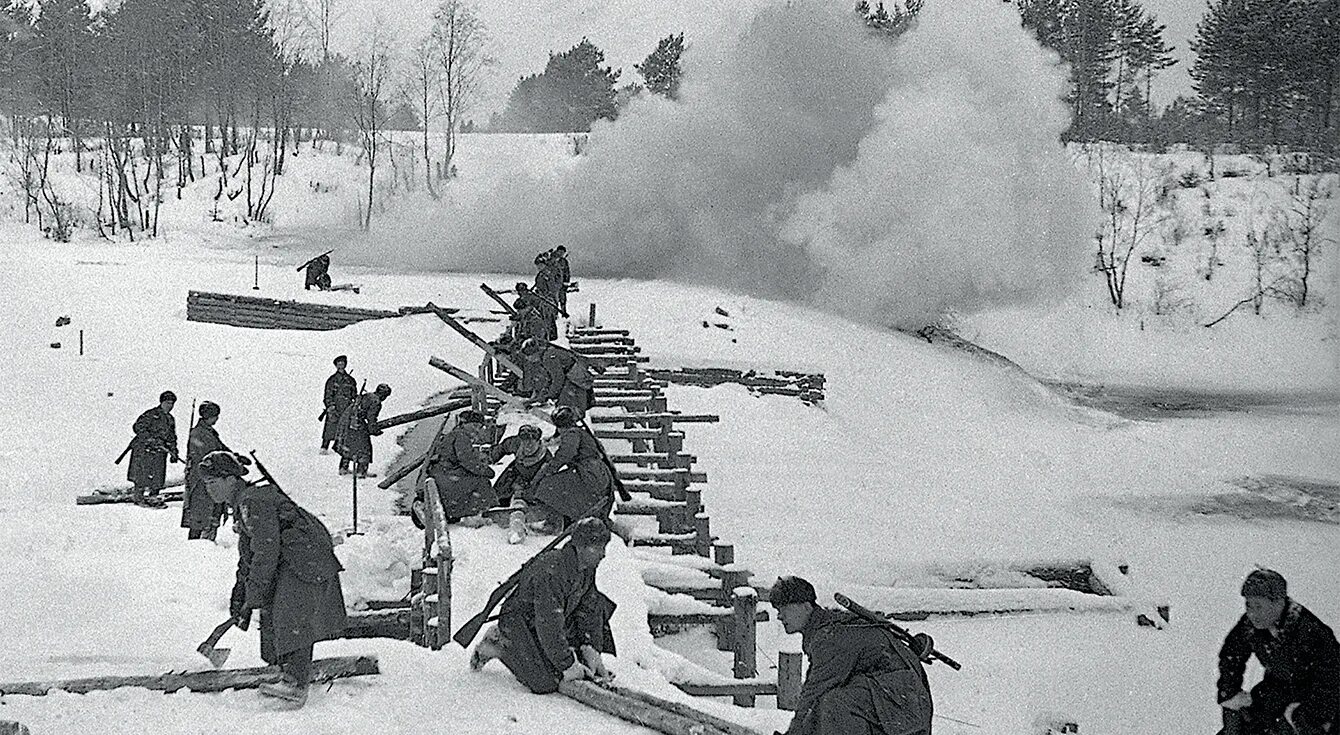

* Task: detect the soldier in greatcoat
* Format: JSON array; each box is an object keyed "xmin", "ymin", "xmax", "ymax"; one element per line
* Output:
[
  {"xmin": 199, "ymin": 451, "xmax": 347, "ymax": 708},
  {"xmin": 469, "ymin": 517, "xmax": 616, "ymax": 694},
  {"xmin": 127, "ymin": 391, "xmax": 180, "ymax": 508},
  {"xmin": 181, "ymin": 401, "xmax": 230, "ymax": 540},
  {"xmin": 321, "ymin": 356, "xmax": 358, "ymax": 453},
  {"xmin": 514, "ymin": 406, "xmax": 614, "ymax": 540},
  {"xmin": 303, "ymin": 253, "xmax": 333, "ymax": 291},
  {"xmin": 336, "ymin": 383, "xmax": 390, "ymax": 477},
  {"xmin": 770, "ymin": 576, "xmax": 934, "ymax": 735},
  {"xmin": 520, "ymin": 339, "xmax": 597, "ymax": 415},
  {"xmin": 490, "ymin": 424, "xmax": 551, "ymax": 507},
  {"xmin": 420, "ymin": 410, "xmax": 495, "ymax": 523},
  {"xmin": 1218, "ymin": 569, "xmax": 1340, "ymax": 735},
  {"xmin": 549, "ymin": 246, "xmax": 571, "ymax": 312}
]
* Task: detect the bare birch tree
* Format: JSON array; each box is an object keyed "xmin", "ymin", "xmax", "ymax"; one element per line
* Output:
[
  {"xmin": 348, "ymin": 24, "xmax": 392, "ymax": 230},
  {"xmin": 431, "ymin": 0, "xmax": 491, "ymax": 181},
  {"xmin": 405, "ymin": 33, "xmax": 443, "ymax": 196}
]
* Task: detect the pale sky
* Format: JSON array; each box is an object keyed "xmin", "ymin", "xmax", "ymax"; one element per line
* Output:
[{"xmin": 1141, "ymin": 0, "xmax": 1203, "ymax": 106}]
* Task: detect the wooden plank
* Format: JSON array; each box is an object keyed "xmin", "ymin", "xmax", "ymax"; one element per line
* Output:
[
  {"xmin": 672, "ymin": 682, "xmax": 779, "ymax": 698},
  {"xmin": 339, "ymin": 609, "xmax": 411, "ymax": 640},
  {"xmin": 372, "ymin": 395, "xmax": 472, "ymax": 432},
  {"xmin": 558, "ymin": 681, "xmax": 754, "ymax": 735},
  {"xmin": 588, "ymin": 413, "xmax": 719, "ymax": 425},
  {"xmin": 427, "ymin": 304, "xmax": 525, "ymax": 376},
  {"xmin": 594, "ymin": 428, "xmax": 664, "ymax": 441},
  {"xmin": 77, "ymin": 489, "xmax": 185, "ymax": 506},
  {"xmin": 0, "ymin": 656, "xmax": 380, "ymax": 696},
  {"xmin": 608, "ymin": 685, "xmax": 765, "ymax": 735},
  {"xmin": 648, "ymin": 610, "xmax": 770, "ymax": 626},
  {"xmin": 479, "ymin": 284, "xmax": 517, "ymax": 315}
]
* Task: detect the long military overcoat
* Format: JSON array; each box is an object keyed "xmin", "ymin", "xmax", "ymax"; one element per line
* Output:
[
  {"xmin": 181, "ymin": 420, "xmax": 228, "ymax": 533},
  {"xmin": 336, "ymin": 393, "xmax": 383, "ymax": 463},
  {"xmin": 495, "ymin": 543, "xmax": 616, "ymax": 694},
  {"xmin": 127, "ymin": 406, "xmax": 177, "ymax": 489},
  {"xmin": 788, "ymin": 607, "xmax": 933, "ymax": 735},
  {"xmin": 232, "ymin": 481, "xmax": 347, "ymax": 661},
  {"xmin": 423, "ymin": 421, "xmax": 495, "ymax": 519},
  {"xmin": 525, "ymin": 425, "xmax": 612, "ymax": 521},
  {"xmin": 321, "ymin": 371, "xmax": 358, "ymax": 446}
]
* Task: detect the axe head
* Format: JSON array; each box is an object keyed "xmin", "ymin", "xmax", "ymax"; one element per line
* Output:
[{"xmin": 197, "ymin": 641, "xmax": 231, "ymax": 668}]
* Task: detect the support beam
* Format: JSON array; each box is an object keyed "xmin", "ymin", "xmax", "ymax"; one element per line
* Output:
[
  {"xmin": 0, "ymin": 656, "xmax": 380, "ymax": 696},
  {"xmin": 559, "ymin": 681, "xmax": 761, "ymax": 735},
  {"xmin": 372, "ymin": 395, "xmax": 471, "ymax": 432}
]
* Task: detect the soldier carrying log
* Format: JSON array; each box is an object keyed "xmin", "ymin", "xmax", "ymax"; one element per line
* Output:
[
  {"xmin": 199, "ymin": 450, "xmax": 347, "ymax": 708},
  {"xmin": 126, "ymin": 390, "xmax": 181, "ymax": 508},
  {"xmin": 301, "ymin": 251, "xmax": 333, "ymax": 291},
  {"xmin": 181, "ymin": 401, "xmax": 231, "ymax": 540},
  {"xmin": 468, "ymin": 517, "xmax": 616, "ymax": 693},
  {"xmin": 519, "ymin": 339, "xmax": 599, "ymax": 415},
  {"xmin": 1218, "ymin": 569, "xmax": 1340, "ymax": 735},
  {"xmin": 769, "ymin": 576, "xmax": 935, "ymax": 735},
  {"xmin": 320, "ymin": 356, "xmax": 357, "ymax": 454}
]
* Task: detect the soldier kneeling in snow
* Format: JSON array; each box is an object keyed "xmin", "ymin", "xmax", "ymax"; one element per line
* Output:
[
  {"xmin": 200, "ymin": 451, "xmax": 348, "ymax": 708},
  {"xmin": 771, "ymin": 576, "xmax": 933, "ymax": 735},
  {"xmin": 1218, "ymin": 569, "xmax": 1340, "ymax": 735},
  {"xmin": 469, "ymin": 517, "xmax": 617, "ymax": 694}
]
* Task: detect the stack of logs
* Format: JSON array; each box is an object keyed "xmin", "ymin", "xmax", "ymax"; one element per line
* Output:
[{"xmin": 644, "ymin": 366, "xmax": 825, "ymax": 405}]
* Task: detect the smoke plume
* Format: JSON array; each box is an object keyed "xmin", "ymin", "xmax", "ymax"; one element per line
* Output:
[{"xmin": 348, "ymin": 0, "xmax": 1096, "ymax": 327}]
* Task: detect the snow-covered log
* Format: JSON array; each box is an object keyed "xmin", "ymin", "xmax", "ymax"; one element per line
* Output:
[{"xmin": 0, "ymin": 655, "xmax": 379, "ymax": 697}]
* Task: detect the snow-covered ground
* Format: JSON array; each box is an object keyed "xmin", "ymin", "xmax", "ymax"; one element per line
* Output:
[{"xmin": 0, "ymin": 222, "xmax": 1336, "ymax": 734}]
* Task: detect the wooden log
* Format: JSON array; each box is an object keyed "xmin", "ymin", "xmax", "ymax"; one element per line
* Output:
[
  {"xmin": 427, "ymin": 304, "xmax": 525, "ymax": 376},
  {"xmin": 685, "ymin": 489, "xmax": 703, "ymax": 518},
  {"xmin": 649, "ymin": 610, "xmax": 770, "ymax": 627},
  {"xmin": 558, "ymin": 681, "xmax": 751, "ymax": 735},
  {"xmin": 776, "ymin": 652, "xmax": 803, "ymax": 711},
  {"xmin": 713, "ymin": 543, "xmax": 735, "ymax": 567},
  {"xmin": 338, "ymin": 609, "xmax": 412, "ymax": 640},
  {"xmin": 673, "ymin": 681, "xmax": 779, "ymax": 700},
  {"xmin": 732, "ymin": 588, "xmax": 758, "ymax": 706},
  {"xmin": 608, "ymin": 685, "xmax": 766, "ymax": 735},
  {"xmin": 587, "ymin": 303, "xmax": 597, "ymax": 328},
  {"xmin": 618, "ymin": 468, "xmax": 707, "ymax": 484},
  {"xmin": 606, "ymin": 452, "xmax": 698, "ymax": 468},
  {"xmin": 594, "ymin": 428, "xmax": 665, "ymax": 441},
  {"xmin": 694, "ymin": 514, "xmax": 713, "ymax": 557},
  {"xmin": 571, "ymin": 327, "xmax": 629, "ymax": 335},
  {"xmin": 378, "ymin": 455, "xmax": 425, "ymax": 489},
  {"xmin": 480, "ymin": 283, "xmax": 518, "ymax": 315},
  {"xmin": 77, "ymin": 489, "xmax": 185, "ymax": 506},
  {"xmin": 0, "ymin": 656, "xmax": 380, "ymax": 696},
  {"xmin": 373, "ymin": 396, "xmax": 472, "ymax": 432},
  {"xmin": 588, "ymin": 413, "xmax": 720, "ymax": 425}
]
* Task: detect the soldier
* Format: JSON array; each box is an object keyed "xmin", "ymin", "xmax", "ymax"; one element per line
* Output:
[
  {"xmin": 520, "ymin": 339, "xmax": 598, "ymax": 415},
  {"xmin": 770, "ymin": 576, "xmax": 934, "ymax": 735},
  {"xmin": 532, "ymin": 256, "xmax": 563, "ymax": 340},
  {"xmin": 320, "ymin": 356, "xmax": 358, "ymax": 453},
  {"xmin": 199, "ymin": 451, "xmax": 347, "ymax": 708},
  {"xmin": 127, "ymin": 391, "xmax": 180, "ymax": 508},
  {"xmin": 303, "ymin": 253, "xmax": 333, "ymax": 291},
  {"xmin": 549, "ymin": 246, "xmax": 571, "ymax": 312},
  {"xmin": 1218, "ymin": 569, "xmax": 1340, "ymax": 735},
  {"xmin": 469, "ymin": 517, "xmax": 616, "ymax": 693},
  {"xmin": 490, "ymin": 424, "xmax": 551, "ymax": 508},
  {"xmin": 513, "ymin": 406, "xmax": 615, "ymax": 541},
  {"xmin": 420, "ymin": 410, "xmax": 495, "ymax": 523},
  {"xmin": 336, "ymin": 383, "xmax": 390, "ymax": 478},
  {"xmin": 181, "ymin": 401, "xmax": 231, "ymax": 540}
]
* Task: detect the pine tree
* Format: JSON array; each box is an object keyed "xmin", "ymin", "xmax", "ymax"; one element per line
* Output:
[
  {"xmin": 500, "ymin": 38, "xmax": 620, "ymax": 132},
  {"xmin": 635, "ymin": 32, "xmax": 685, "ymax": 99}
]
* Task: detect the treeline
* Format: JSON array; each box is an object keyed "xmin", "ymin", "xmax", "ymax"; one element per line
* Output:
[{"xmin": 0, "ymin": 0, "xmax": 421, "ymax": 239}]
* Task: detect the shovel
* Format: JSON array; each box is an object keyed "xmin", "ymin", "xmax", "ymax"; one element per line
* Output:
[{"xmin": 196, "ymin": 618, "xmax": 237, "ymax": 668}]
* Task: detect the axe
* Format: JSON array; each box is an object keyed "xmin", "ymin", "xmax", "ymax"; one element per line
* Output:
[{"xmin": 196, "ymin": 617, "xmax": 237, "ymax": 668}]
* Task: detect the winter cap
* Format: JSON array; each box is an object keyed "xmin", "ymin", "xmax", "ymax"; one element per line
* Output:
[
  {"xmin": 770, "ymin": 576, "xmax": 817, "ymax": 607},
  {"xmin": 1242, "ymin": 569, "xmax": 1287, "ymax": 600},
  {"xmin": 458, "ymin": 410, "xmax": 486, "ymax": 425},
  {"xmin": 374, "ymin": 383, "xmax": 392, "ymax": 398},
  {"xmin": 516, "ymin": 282, "xmax": 529, "ymax": 292},
  {"xmin": 199, "ymin": 450, "xmax": 251, "ymax": 478},
  {"xmin": 554, "ymin": 246, "xmax": 567, "ymax": 253},
  {"xmin": 550, "ymin": 406, "xmax": 578, "ymax": 428},
  {"xmin": 333, "ymin": 355, "xmax": 348, "ymax": 366},
  {"xmin": 517, "ymin": 425, "xmax": 543, "ymax": 440},
  {"xmin": 198, "ymin": 401, "xmax": 220, "ymax": 420},
  {"xmin": 570, "ymin": 518, "xmax": 611, "ymax": 548},
  {"xmin": 159, "ymin": 391, "xmax": 177, "ymax": 403}
]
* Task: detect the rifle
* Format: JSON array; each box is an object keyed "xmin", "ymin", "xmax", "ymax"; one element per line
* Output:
[
  {"xmin": 580, "ymin": 418, "xmax": 631, "ymax": 502},
  {"xmin": 295, "ymin": 249, "xmax": 335, "ymax": 272},
  {"xmin": 452, "ymin": 497, "xmax": 610, "ymax": 649},
  {"xmin": 833, "ymin": 592, "xmax": 962, "ymax": 671},
  {"xmin": 530, "ymin": 290, "xmax": 569, "ymax": 319},
  {"xmin": 248, "ymin": 451, "xmax": 284, "ymax": 491}
]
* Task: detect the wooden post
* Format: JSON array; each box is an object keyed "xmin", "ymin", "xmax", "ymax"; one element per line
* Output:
[
  {"xmin": 716, "ymin": 568, "xmax": 750, "ymax": 651},
  {"xmin": 777, "ymin": 651, "xmax": 804, "ymax": 711},
  {"xmin": 422, "ymin": 566, "xmax": 439, "ymax": 647},
  {"xmin": 408, "ymin": 568, "xmax": 424, "ymax": 646},
  {"xmin": 350, "ymin": 471, "xmax": 360, "ymax": 535},
  {"xmin": 78, "ymin": 329, "xmax": 83, "ymax": 356},
  {"xmin": 685, "ymin": 488, "xmax": 702, "ymax": 518},
  {"xmin": 732, "ymin": 587, "xmax": 758, "ymax": 707},
  {"xmin": 693, "ymin": 513, "xmax": 712, "ymax": 557},
  {"xmin": 252, "ymin": 254, "xmax": 259, "ymax": 290},
  {"xmin": 474, "ymin": 360, "xmax": 488, "ymax": 412},
  {"xmin": 587, "ymin": 303, "xmax": 596, "ymax": 328},
  {"xmin": 713, "ymin": 543, "xmax": 735, "ymax": 567}
]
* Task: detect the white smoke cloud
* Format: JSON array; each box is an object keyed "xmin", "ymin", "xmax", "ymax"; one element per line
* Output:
[{"xmin": 347, "ymin": 0, "xmax": 1096, "ymax": 328}]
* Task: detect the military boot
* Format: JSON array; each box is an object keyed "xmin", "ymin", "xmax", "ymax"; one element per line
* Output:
[{"xmin": 259, "ymin": 678, "xmax": 308, "ymax": 708}]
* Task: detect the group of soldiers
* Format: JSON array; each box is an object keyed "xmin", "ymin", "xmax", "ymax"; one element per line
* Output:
[{"xmin": 117, "ymin": 242, "xmax": 1340, "ymax": 733}]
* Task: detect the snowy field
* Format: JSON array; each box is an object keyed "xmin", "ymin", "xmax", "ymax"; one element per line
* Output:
[{"xmin": 0, "ymin": 218, "xmax": 1335, "ymax": 733}]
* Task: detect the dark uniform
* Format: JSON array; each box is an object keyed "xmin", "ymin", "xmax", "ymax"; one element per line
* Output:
[
  {"xmin": 321, "ymin": 370, "xmax": 358, "ymax": 451},
  {"xmin": 304, "ymin": 254, "xmax": 332, "ymax": 291},
  {"xmin": 491, "ymin": 432, "xmax": 552, "ymax": 506},
  {"xmin": 789, "ymin": 607, "xmax": 934, "ymax": 735},
  {"xmin": 182, "ymin": 418, "xmax": 229, "ymax": 539},
  {"xmin": 231, "ymin": 479, "xmax": 347, "ymax": 687},
  {"xmin": 422, "ymin": 418, "xmax": 495, "ymax": 521},
  {"xmin": 525, "ymin": 424, "xmax": 614, "ymax": 523},
  {"xmin": 1219, "ymin": 600, "xmax": 1340, "ymax": 735},
  {"xmin": 550, "ymin": 249, "xmax": 571, "ymax": 312},
  {"xmin": 494, "ymin": 543, "xmax": 616, "ymax": 694},
  {"xmin": 336, "ymin": 390, "xmax": 385, "ymax": 474},
  {"xmin": 128, "ymin": 405, "xmax": 178, "ymax": 500}
]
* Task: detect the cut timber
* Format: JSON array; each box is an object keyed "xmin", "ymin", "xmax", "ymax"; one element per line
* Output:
[
  {"xmin": 648, "ymin": 610, "xmax": 770, "ymax": 626},
  {"xmin": 594, "ymin": 428, "xmax": 665, "ymax": 441},
  {"xmin": 479, "ymin": 284, "xmax": 517, "ymax": 315},
  {"xmin": 77, "ymin": 489, "xmax": 184, "ymax": 506},
  {"xmin": 339, "ymin": 609, "xmax": 411, "ymax": 640},
  {"xmin": 373, "ymin": 395, "xmax": 472, "ymax": 432},
  {"xmin": 559, "ymin": 681, "xmax": 762, "ymax": 735},
  {"xmin": 571, "ymin": 327, "xmax": 630, "ymax": 336},
  {"xmin": 610, "ymin": 685, "xmax": 765, "ymax": 735},
  {"xmin": 378, "ymin": 455, "xmax": 425, "ymax": 489},
  {"xmin": 607, "ymin": 452, "xmax": 698, "ymax": 468},
  {"xmin": 617, "ymin": 468, "xmax": 707, "ymax": 483},
  {"xmin": 588, "ymin": 413, "xmax": 720, "ymax": 425},
  {"xmin": 0, "ymin": 655, "xmax": 379, "ymax": 696},
  {"xmin": 426, "ymin": 303, "xmax": 525, "ymax": 376},
  {"xmin": 673, "ymin": 681, "xmax": 779, "ymax": 699}
]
